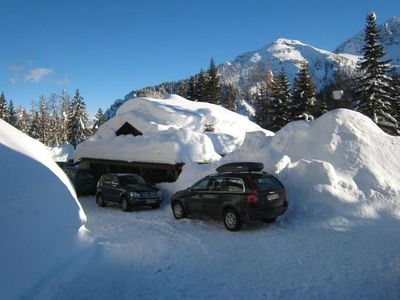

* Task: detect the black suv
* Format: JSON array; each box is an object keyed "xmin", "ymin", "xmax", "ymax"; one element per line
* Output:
[
  {"xmin": 171, "ymin": 162, "xmax": 288, "ymax": 231},
  {"xmin": 62, "ymin": 167, "xmax": 97, "ymax": 195},
  {"xmin": 96, "ymin": 173, "xmax": 162, "ymax": 211}
]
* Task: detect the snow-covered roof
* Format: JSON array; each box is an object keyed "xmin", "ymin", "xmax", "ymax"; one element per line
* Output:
[
  {"xmin": 0, "ymin": 119, "xmax": 91, "ymax": 299},
  {"xmin": 75, "ymin": 95, "xmax": 272, "ymax": 164}
]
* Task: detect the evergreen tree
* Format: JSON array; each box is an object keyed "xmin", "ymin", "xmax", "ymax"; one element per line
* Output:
[
  {"xmin": 0, "ymin": 92, "xmax": 8, "ymax": 121},
  {"xmin": 29, "ymin": 105, "xmax": 40, "ymax": 139},
  {"xmin": 92, "ymin": 108, "xmax": 106, "ymax": 133},
  {"xmin": 16, "ymin": 107, "xmax": 30, "ymax": 134},
  {"xmin": 7, "ymin": 99, "xmax": 17, "ymax": 126},
  {"xmin": 354, "ymin": 12, "xmax": 398, "ymax": 134},
  {"xmin": 186, "ymin": 76, "xmax": 197, "ymax": 101},
  {"xmin": 37, "ymin": 96, "xmax": 50, "ymax": 144},
  {"xmin": 269, "ymin": 70, "xmax": 293, "ymax": 131},
  {"xmin": 60, "ymin": 90, "xmax": 72, "ymax": 143},
  {"xmin": 254, "ymin": 83, "xmax": 270, "ymax": 128},
  {"xmin": 207, "ymin": 58, "xmax": 220, "ymax": 105},
  {"xmin": 48, "ymin": 93, "xmax": 62, "ymax": 145},
  {"xmin": 221, "ymin": 84, "xmax": 238, "ymax": 112},
  {"xmin": 68, "ymin": 89, "xmax": 91, "ymax": 147},
  {"xmin": 292, "ymin": 62, "xmax": 317, "ymax": 121},
  {"xmin": 197, "ymin": 69, "xmax": 208, "ymax": 102},
  {"xmin": 391, "ymin": 71, "xmax": 400, "ymax": 129},
  {"xmin": 177, "ymin": 83, "xmax": 186, "ymax": 98}
]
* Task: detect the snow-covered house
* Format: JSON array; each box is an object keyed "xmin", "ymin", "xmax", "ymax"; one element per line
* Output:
[{"xmin": 75, "ymin": 95, "xmax": 271, "ymax": 183}]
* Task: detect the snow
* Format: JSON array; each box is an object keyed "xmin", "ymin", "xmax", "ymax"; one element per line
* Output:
[
  {"xmin": 0, "ymin": 119, "xmax": 92, "ymax": 299},
  {"xmin": 2, "ymin": 107, "xmax": 400, "ymax": 299},
  {"xmin": 47, "ymin": 143, "xmax": 74, "ymax": 162},
  {"xmin": 75, "ymin": 95, "xmax": 271, "ymax": 164}
]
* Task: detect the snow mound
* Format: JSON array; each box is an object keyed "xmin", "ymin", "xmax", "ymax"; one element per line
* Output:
[
  {"xmin": 0, "ymin": 120, "xmax": 91, "ymax": 299},
  {"xmin": 47, "ymin": 144, "xmax": 74, "ymax": 162},
  {"xmin": 164, "ymin": 109, "xmax": 400, "ymax": 225},
  {"xmin": 75, "ymin": 95, "xmax": 271, "ymax": 164}
]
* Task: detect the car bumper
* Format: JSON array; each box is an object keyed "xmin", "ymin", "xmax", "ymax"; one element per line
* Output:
[
  {"xmin": 242, "ymin": 201, "xmax": 288, "ymax": 224},
  {"xmin": 128, "ymin": 197, "xmax": 162, "ymax": 206}
]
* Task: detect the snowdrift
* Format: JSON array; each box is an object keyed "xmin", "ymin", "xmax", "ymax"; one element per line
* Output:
[
  {"xmin": 75, "ymin": 95, "xmax": 271, "ymax": 164},
  {"xmin": 47, "ymin": 143, "xmax": 74, "ymax": 162},
  {"xmin": 0, "ymin": 120, "xmax": 91, "ymax": 299},
  {"xmin": 163, "ymin": 109, "xmax": 400, "ymax": 225}
]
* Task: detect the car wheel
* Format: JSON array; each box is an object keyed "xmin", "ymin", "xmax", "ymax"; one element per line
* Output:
[
  {"xmin": 223, "ymin": 208, "xmax": 242, "ymax": 231},
  {"xmin": 151, "ymin": 204, "xmax": 160, "ymax": 209},
  {"xmin": 172, "ymin": 201, "xmax": 186, "ymax": 219},
  {"xmin": 121, "ymin": 196, "xmax": 131, "ymax": 212},
  {"xmin": 263, "ymin": 217, "xmax": 277, "ymax": 223},
  {"xmin": 96, "ymin": 193, "xmax": 106, "ymax": 207}
]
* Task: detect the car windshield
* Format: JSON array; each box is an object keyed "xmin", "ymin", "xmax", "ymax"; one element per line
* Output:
[
  {"xmin": 119, "ymin": 175, "xmax": 146, "ymax": 185},
  {"xmin": 254, "ymin": 176, "xmax": 283, "ymax": 191}
]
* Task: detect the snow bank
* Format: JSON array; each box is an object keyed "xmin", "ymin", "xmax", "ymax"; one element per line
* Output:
[
  {"xmin": 75, "ymin": 95, "xmax": 271, "ymax": 164},
  {"xmin": 0, "ymin": 120, "xmax": 91, "ymax": 299},
  {"xmin": 163, "ymin": 109, "xmax": 400, "ymax": 225},
  {"xmin": 47, "ymin": 143, "xmax": 74, "ymax": 162}
]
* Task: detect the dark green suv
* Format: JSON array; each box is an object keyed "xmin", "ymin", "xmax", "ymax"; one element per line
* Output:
[
  {"xmin": 63, "ymin": 167, "xmax": 97, "ymax": 195},
  {"xmin": 171, "ymin": 162, "xmax": 288, "ymax": 231}
]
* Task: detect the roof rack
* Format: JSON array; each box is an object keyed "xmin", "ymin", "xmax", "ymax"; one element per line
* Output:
[{"xmin": 216, "ymin": 162, "xmax": 264, "ymax": 173}]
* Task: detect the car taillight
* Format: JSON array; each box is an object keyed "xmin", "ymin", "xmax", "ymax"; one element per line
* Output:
[{"xmin": 247, "ymin": 189, "xmax": 258, "ymax": 204}]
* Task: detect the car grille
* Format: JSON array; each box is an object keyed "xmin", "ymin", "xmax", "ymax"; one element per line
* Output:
[{"xmin": 141, "ymin": 192, "xmax": 158, "ymax": 198}]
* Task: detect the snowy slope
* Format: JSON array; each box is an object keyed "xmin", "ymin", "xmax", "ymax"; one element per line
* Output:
[
  {"xmin": 0, "ymin": 120, "xmax": 91, "ymax": 299},
  {"xmin": 75, "ymin": 95, "xmax": 272, "ymax": 164},
  {"xmin": 336, "ymin": 16, "xmax": 400, "ymax": 69},
  {"xmin": 219, "ymin": 38, "xmax": 358, "ymax": 91},
  {"xmin": 164, "ymin": 109, "xmax": 400, "ymax": 225}
]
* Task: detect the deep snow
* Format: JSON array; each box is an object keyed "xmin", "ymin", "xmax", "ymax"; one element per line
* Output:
[{"xmin": 0, "ymin": 119, "xmax": 91, "ymax": 299}]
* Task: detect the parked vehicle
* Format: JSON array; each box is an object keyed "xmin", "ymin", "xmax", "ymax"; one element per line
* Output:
[
  {"xmin": 62, "ymin": 167, "xmax": 97, "ymax": 195},
  {"xmin": 171, "ymin": 162, "xmax": 288, "ymax": 231},
  {"xmin": 96, "ymin": 173, "xmax": 162, "ymax": 211}
]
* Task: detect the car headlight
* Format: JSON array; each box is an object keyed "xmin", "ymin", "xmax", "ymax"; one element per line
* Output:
[
  {"xmin": 266, "ymin": 193, "xmax": 280, "ymax": 201},
  {"xmin": 156, "ymin": 191, "xmax": 162, "ymax": 197},
  {"xmin": 130, "ymin": 192, "xmax": 141, "ymax": 198}
]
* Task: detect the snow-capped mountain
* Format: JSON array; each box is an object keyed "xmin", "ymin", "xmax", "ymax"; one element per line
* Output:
[
  {"xmin": 219, "ymin": 38, "xmax": 358, "ymax": 91},
  {"xmin": 335, "ymin": 17, "xmax": 400, "ymax": 68}
]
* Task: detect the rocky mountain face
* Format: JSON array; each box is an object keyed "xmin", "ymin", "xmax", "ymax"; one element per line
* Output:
[
  {"xmin": 335, "ymin": 17, "xmax": 400, "ymax": 68},
  {"xmin": 105, "ymin": 17, "xmax": 399, "ymax": 119}
]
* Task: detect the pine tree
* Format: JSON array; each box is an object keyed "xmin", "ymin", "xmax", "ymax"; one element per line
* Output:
[
  {"xmin": 68, "ymin": 89, "xmax": 91, "ymax": 148},
  {"xmin": 177, "ymin": 83, "xmax": 186, "ymax": 98},
  {"xmin": 186, "ymin": 76, "xmax": 197, "ymax": 101},
  {"xmin": 255, "ymin": 70, "xmax": 274, "ymax": 128},
  {"xmin": 92, "ymin": 108, "xmax": 106, "ymax": 133},
  {"xmin": 37, "ymin": 96, "xmax": 50, "ymax": 144},
  {"xmin": 60, "ymin": 90, "xmax": 72, "ymax": 143},
  {"xmin": 221, "ymin": 84, "xmax": 238, "ymax": 112},
  {"xmin": 269, "ymin": 70, "xmax": 293, "ymax": 131},
  {"xmin": 354, "ymin": 12, "xmax": 398, "ymax": 134},
  {"xmin": 0, "ymin": 92, "xmax": 8, "ymax": 121},
  {"xmin": 48, "ymin": 93, "xmax": 62, "ymax": 145},
  {"xmin": 391, "ymin": 71, "xmax": 400, "ymax": 130},
  {"xmin": 292, "ymin": 62, "xmax": 317, "ymax": 121},
  {"xmin": 29, "ymin": 105, "xmax": 40, "ymax": 139},
  {"xmin": 197, "ymin": 69, "xmax": 208, "ymax": 102},
  {"xmin": 16, "ymin": 106, "xmax": 30, "ymax": 134},
  {"xmin": 207, "ymin": 58, "xmax": 220, "ymax": 105},
  {"xmin": 7, "ymin": 99, "xmax": 17, "ymax": 126}
]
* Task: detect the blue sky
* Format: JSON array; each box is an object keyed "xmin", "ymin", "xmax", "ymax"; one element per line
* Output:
[{"xmin": 1, "ymin": 0, "xmax": 399, "ymax": 113}]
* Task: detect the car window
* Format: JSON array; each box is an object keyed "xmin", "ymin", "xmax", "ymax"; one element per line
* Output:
[
  {"xmin": 119, "ymin": 175, "xmax": 146, "ymax": 185},
  {"xmin": 254, "ymin": 176, "xmax": 283, "ymax": 191},
  {"xmin": 111, "ymin": 176, "xmax": 120, "ymax": 185},
  {"xmin": 191, "ymin": 178, "xmax": 211, "ymax": 191},
  {"xmin": 209, "ymin": 178, "xmax": 225, "ymax": 192},
  {"xmin": 224, "ymin": 178, "xmax": 244, "ymax": 192}
]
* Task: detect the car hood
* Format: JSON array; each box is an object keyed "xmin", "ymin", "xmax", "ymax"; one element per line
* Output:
[{"xmin": 124, "ymin": 184, "xmax": 158, "ymax": 193}]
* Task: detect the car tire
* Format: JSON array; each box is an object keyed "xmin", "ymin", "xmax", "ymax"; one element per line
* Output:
[
  {"xmin": 96, "ymin": 193, "xmax": 106, "ymax": 207},
  {"xmin": 172, "ymin": 201, "xmax": 186, "ymax": 219},
  {"xmin": 121, "ymin": 196, "xmax": 131, "ymax": 212},
  {"xmin": 263, "ymin": 217, "xmax": 277, "ymax": 223},
  {"xmin": 151, "ymin": 204, "xmax": 161, "ymax": 209},
  {"xmin": 223, "ymin": 208, "xmax": 242, "ymax": 231}
]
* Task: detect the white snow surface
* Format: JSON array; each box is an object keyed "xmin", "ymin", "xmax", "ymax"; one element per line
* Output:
[
  {"xmin": 0, "ymin": 120, "xmax": 91, "ymax": 299},
  {"xmin": 75, "ymin": 95, "xmax": 271, "ymax": 164},
  {"xmin": 163, "ymin": 109, "xmax": 400, "ymax": 225},
  {"xmin": 47, "ymin": 143, "xmax": 74, "ymax": 162}
]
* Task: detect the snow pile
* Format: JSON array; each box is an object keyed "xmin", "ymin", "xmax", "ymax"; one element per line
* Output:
[
  {"xmin": 47, "ymin": 144, "xmax": 74, "ymax": 162},
  {"xmin": 0, "ymin": 120, "xmax": 91, "ymax": 299},
  {"xmin": 164, "ymin": 109, "xmax": 400, "ymax": 225},
  {"xmin": 75, "ymin": 95, "xmax": 270, "ymax": 164}
]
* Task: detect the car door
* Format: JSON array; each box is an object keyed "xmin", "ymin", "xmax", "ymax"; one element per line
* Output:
[
  {"xmin": 185, "ymin": 178, "xmax": 211, "ymax": 214},
  {"xmin": 109, "ymin": 175, "xmax": 123, "ymax": 202},
  {"xmin": 101, "ymin": 175, "xmax": 113, "ymax": 201},
  {"xmin": 203, "ymin": 177, "xmax": 225, "ymax": 217}
]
